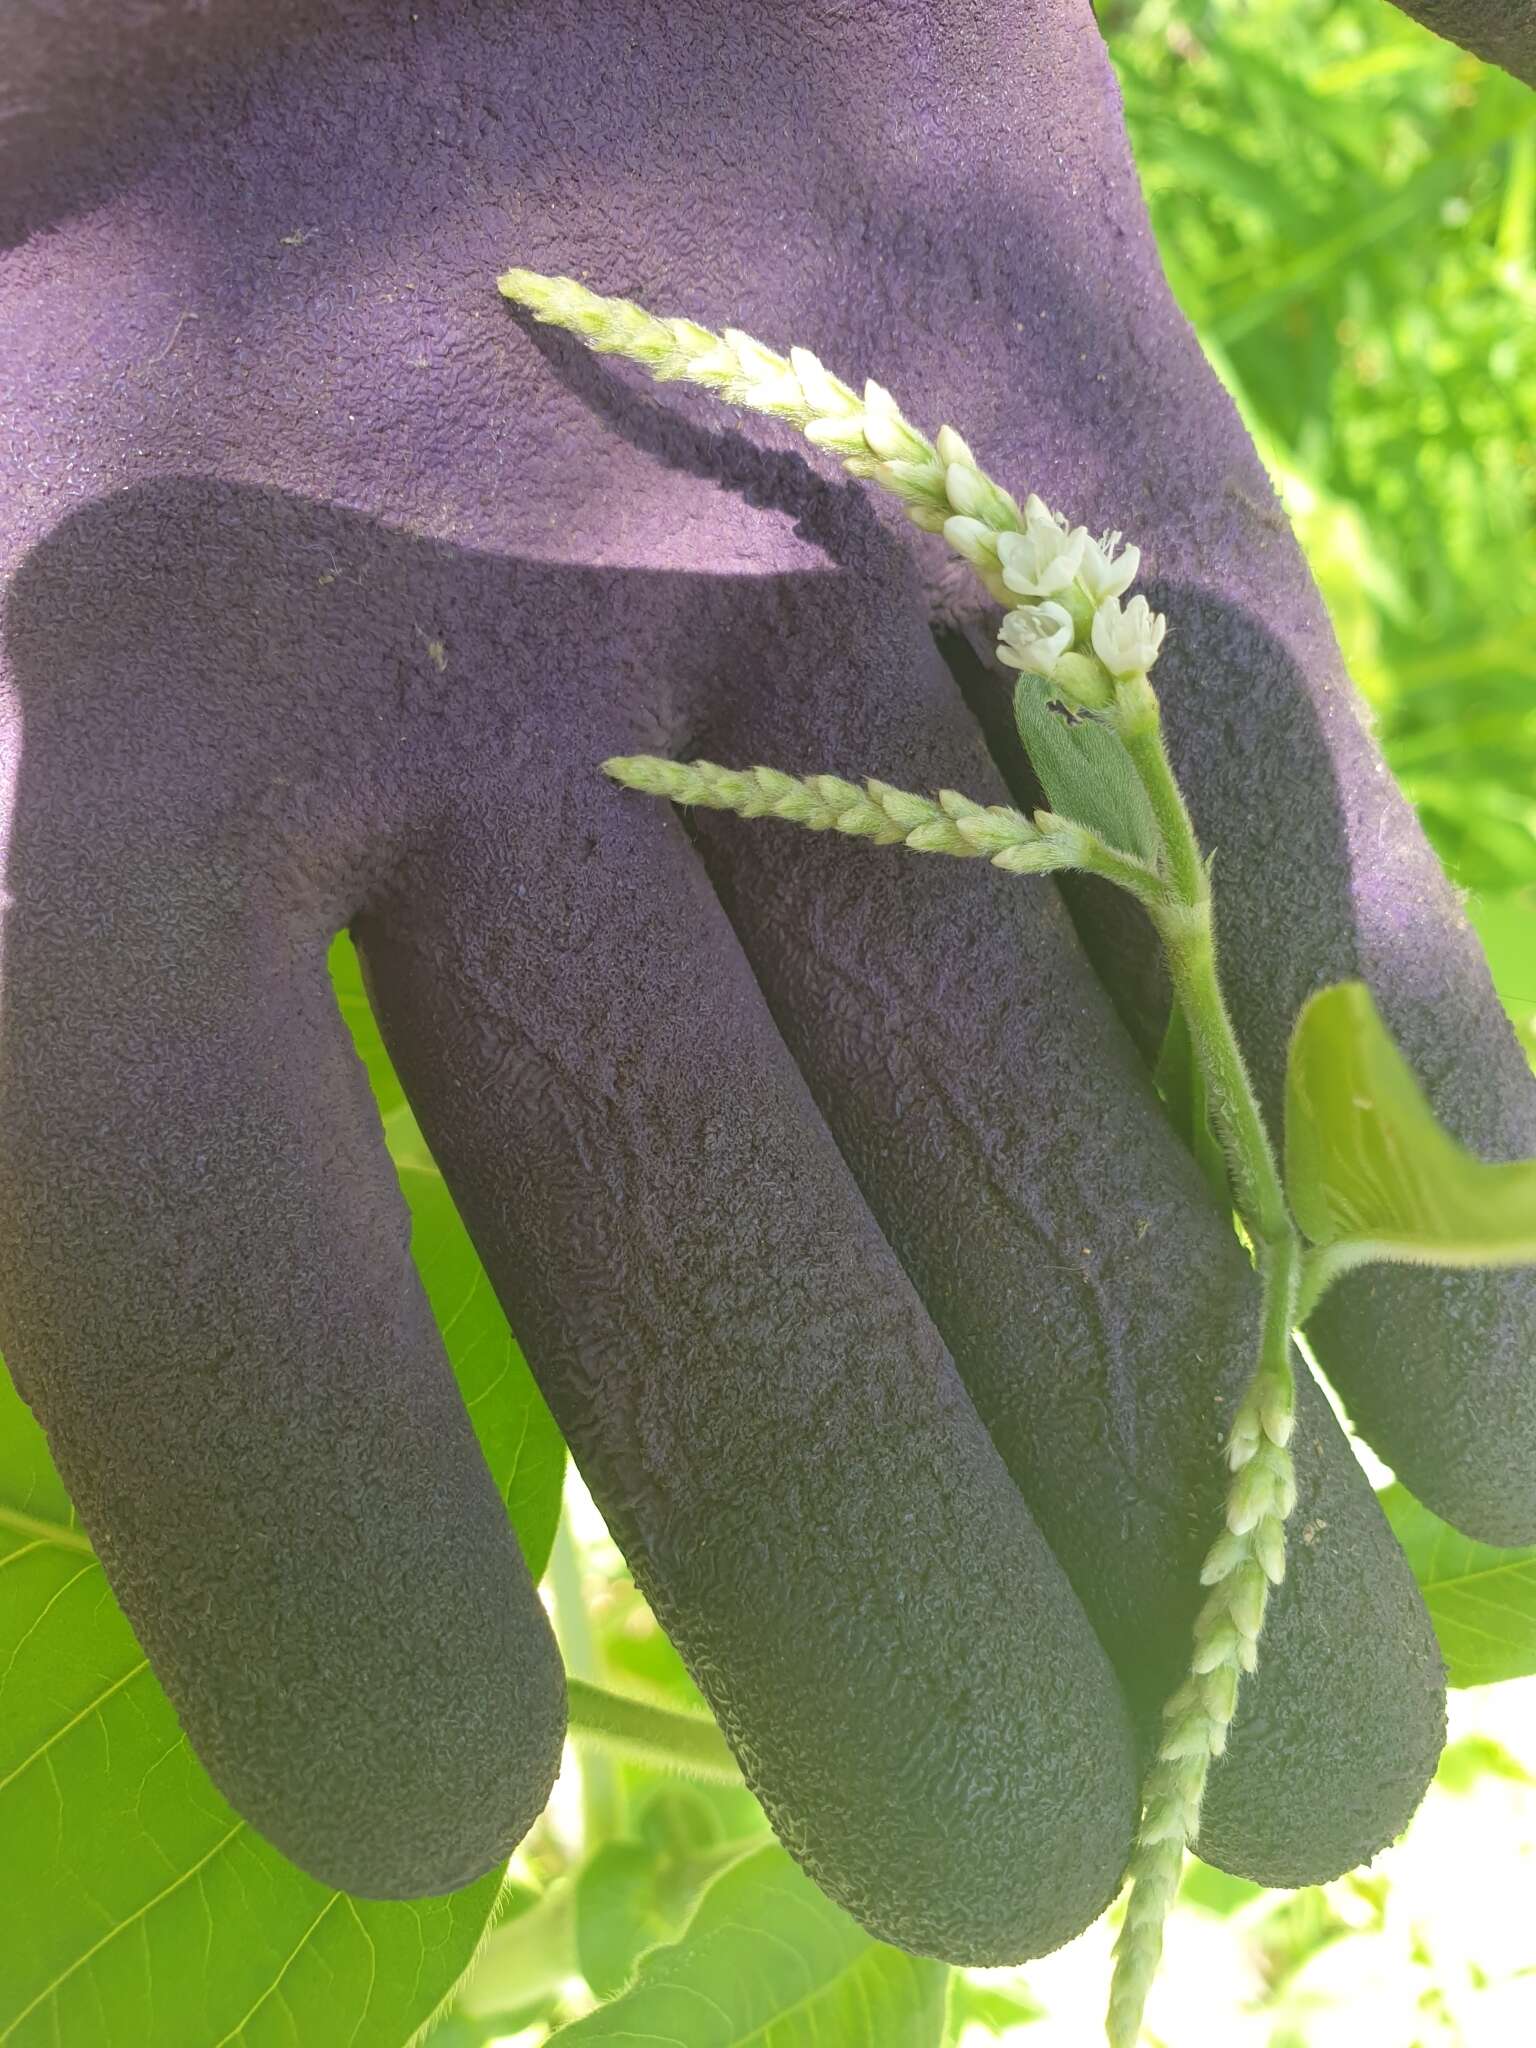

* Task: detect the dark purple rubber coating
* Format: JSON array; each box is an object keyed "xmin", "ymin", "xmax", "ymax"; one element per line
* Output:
[
  {"xmin": 1, "ymin": 0, "xmax": 1519, "ymax": 1949},
  {"xmin": 1389, "ymin": 1, "xmax": 1536, "ymax": 85}
]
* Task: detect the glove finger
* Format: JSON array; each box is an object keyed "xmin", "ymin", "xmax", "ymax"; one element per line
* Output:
[
  {"xmin": 357, "ymin": 747, "xmax": 1138, "ymax": 1966},
  {"xmin": 686, "ymin": 558, "xmax": 1443, "ymax": 1886},
  {"xmin": 0, "ymin": 494, "xmax": 566, "ymax": 1899}
]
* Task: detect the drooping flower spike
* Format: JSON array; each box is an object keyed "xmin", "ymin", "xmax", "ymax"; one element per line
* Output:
[{"xmin": 496, "ymin": 270, "xmax": 1166, "ymax": 688}]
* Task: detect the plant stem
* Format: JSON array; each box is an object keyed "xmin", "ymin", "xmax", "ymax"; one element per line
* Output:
[
  {"xmin": 1106, "ymin": 679, "xmax": 1304, "ymax": 2048},
  {"xmin": 1117, "ymin": 683, "xmax": 1289, "ymax": 1245},
  {"xmin": 1156, "ymin": 906, "xmax": 1291, "ymax": 1246},
  {"xmin": 549, "ymin": 1514, "xmax": 624, "ymax": 1844},
  {"xmin": 1120, "ymin": 712, "xmax": 1206, "ymax": 910},
  {"xmin": 565, "ymin": 1678, "xmax": 743, "ymax": 1786}
]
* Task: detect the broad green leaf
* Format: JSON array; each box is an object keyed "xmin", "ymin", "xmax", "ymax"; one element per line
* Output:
[
  {"xmin": 1468, "ymin": 888, "xmax": 1536, "ymax": 1070},
  {"xmin": 1284, "ymin": 980, "xmax": 1536, "ymax": 1265},
  {"xmin": 399, "ymin": 1162, "xmax": 564, "ymax": 1582},
  {"xmin": 546, "ymin": 1844, "xmax": 950, "ymax": 2047},
  {"xmin": 1434, "ymin": 1734, "xmax": 1535, "ymax": 1795},
  {"xmin": 1012, "ymin": 679, "xmax": 1159, "ymax": 861},
  {"xmin": 332, "ymin": 931, "xmax": 566, "ymax": 1583},
  {"xmin": 1379, "ymin": 1482, "xmax": 1536, "ymax": 1687},
  {"xmin": 1176, "ymin": 1860, "xmax": 1266, "ymax": 1919},
  {"xmin": 0, "ymin": 941, "xmax": 566, "ymax": 2045}
]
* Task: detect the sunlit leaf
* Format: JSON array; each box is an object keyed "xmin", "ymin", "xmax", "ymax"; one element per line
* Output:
[
  {"xmin": 547, "ymin": 1844, "xmax": 950, "ymax": 2046},
  {"xmin": 945, "ymin": 1975, "xmax": 1045, "ymax": 2034},
  {"xmin": 1284, "ymin": 980, "xmax": 1536, "ymax": 1265},
  {"xmin": 0, "ymin": 1370, "xmax": 503, "ymax": 2047},
  {"xmin": 1468, "ymin": 888, "xmax": 1536, "ymax": 1069},
  {"xmin": 1380, "ymin": 1482, "xmax": 1536, "ymax": 1687},
  {"xmin": 1434, "ymin": 1734, "xmax": 1535, "ymax": 1794}
]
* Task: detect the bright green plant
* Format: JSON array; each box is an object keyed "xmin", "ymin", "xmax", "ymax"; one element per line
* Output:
[{"xmin": 495, "ymin": 265, "xmax": 1536, "ymax": 2047}]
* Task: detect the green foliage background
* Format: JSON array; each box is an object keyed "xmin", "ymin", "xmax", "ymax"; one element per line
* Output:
[
  {"xmin": 0, "ymin": 3, "xmax": 1532, "ymax": 2046},
  {"xmin": 1106, "ymin": 0, "xmax": 1536, "ymax": 1057}
]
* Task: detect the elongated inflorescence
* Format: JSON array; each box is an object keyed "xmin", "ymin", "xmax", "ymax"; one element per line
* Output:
[
  {"xmin": 497, "ymin": 270, "xmax": 1165, "ymax": 710},
  {"xmin": 1106, "ymin": 1335, "xmax": 1298, "ymax": 2048},
  {"xmin": 602, "ymin": 756, "xmax": 1084, "ymax": 875},
  {"xmin": 498, "ymin": 266, "xmax": 1017, "ymax": 592}
]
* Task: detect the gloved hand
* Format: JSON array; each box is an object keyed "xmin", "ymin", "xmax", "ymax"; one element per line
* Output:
[{"xmin": 2, "ymin": 0, "xmax": 1532, "ymax": 1968}]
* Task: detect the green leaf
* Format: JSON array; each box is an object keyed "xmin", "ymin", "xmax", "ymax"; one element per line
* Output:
[
  {"xmin": 1468, "ymin": 888, "xmax": 1536, "ymax": 1071},
  {"xmin": 1012, "ymin": 678, "xmax": 1159, "ymax": 861},
  {"xmin": 331, "ymin": 932, "xmax": 566, "ymax": 1583},
  {"xmin": 1434, "ymin": 1734, "xmax": 1535, "ymax": 1795},
  {"xmin": 575, "ymin": 1792, "xmax": 758, "ymax": 2002},
  {"xmin": 547, "ymin": 1844, "xmax": 950, "ymax": 2047},
  {"xmin": 399, "ymin": 1161, "xmax": 565, "ymax": 1582},
  {"xmin": 1379, "ymin": 1481, "xmax": 1536, "ymax": 1687},
  {"xmin": 575, "ymin": 1841, "xmax": 685, "ymax": 2001},
  {"xmin": 1284, "ymin": 979, "xmax": 1536, "ymax": 1266},
  {"xmin": 945, "ymin": 1976, "xmax": 1045, "ymax": 2034},
  {"xmin": 0, "ymin": 940, "xmax": 567, "ymax": 2044}
]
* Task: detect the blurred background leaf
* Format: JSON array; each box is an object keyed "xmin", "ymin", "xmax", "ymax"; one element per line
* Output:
[
  {"xmin": 1381, "ymin": 1481, "xmax": 1536, "ymax": 1685},
  {"xmin": 1101, "ymin": 0, "xmax": 1536, "ymax": 917}
]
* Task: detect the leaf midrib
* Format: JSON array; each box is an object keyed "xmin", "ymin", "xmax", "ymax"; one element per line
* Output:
[{"xmin": 0, "ymin": 1505, "xmax": 93, "ymax": 1556}]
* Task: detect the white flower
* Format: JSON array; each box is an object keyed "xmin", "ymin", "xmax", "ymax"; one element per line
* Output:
[
  {"xmin": 1078, "ymin": 529, "xmax": 1141, "ymax": 605},
  {"xmin": 996, "ymin": 602, "xmax": 1075, "ymax": 678},
  {"xmin": 1091, "ymin": 593, "xmax": 1167, "ymax": 679},
  {"xmin": 996, "ymin": 505, "xmax": 1087, "ymax": 598}
]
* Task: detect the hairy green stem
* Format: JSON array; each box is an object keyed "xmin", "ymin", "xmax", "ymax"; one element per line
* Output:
[
  {"xmin": 1119, "ymin": 709, "xmax": 1206, "ymax": 911},
  {"xmin": 565, "ymin": 1678, "xmax": 743, "ymax": 1786}
]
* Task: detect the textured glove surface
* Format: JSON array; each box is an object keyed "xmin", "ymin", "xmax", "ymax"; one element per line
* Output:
[
  {"xmin": 3, "ymin": 0, "xmax": 1528, "ymax": 1960},
  {"xmin": 1388, "ymin": 0, "xmax": 1536, "ymax": 86}
]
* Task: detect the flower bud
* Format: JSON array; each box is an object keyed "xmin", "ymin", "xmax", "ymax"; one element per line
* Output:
[{"xmin": 1046, "ymin": 650, "xmax": 1115, "ymax": 712}]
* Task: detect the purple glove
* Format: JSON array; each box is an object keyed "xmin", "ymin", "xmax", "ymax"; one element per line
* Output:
[
  {"xmin": 1389, "ymin": 1, "xmax": 1535, "ymax": 85},
  {"xmin": 2, "ymin": 0, "xmax": 1529, "ymax": 1964}
]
